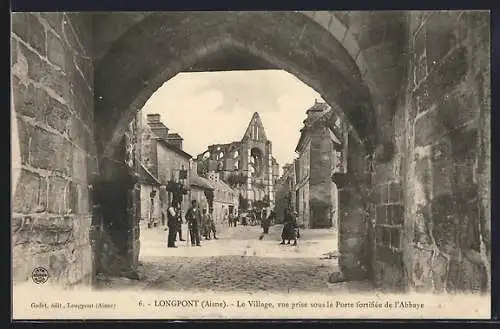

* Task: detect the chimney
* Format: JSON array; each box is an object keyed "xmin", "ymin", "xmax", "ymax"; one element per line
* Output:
[
  {"xmin": 166, "ymin": 133, "xmax": 184, "ymax": 150},
  {"xmin": 146, "ymin": 113, "xmax": 169, "ymax": 140},
  {"xmin": 146, "ymin": 114, "xmax": 161, "ymax": 123}
]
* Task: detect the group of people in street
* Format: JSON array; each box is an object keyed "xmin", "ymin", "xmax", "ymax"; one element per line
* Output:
[
  {"xmin": 200, "ymin": 207, "xmax": 218, "ymax": 240},
  {"xmin": 227, "ymin": 212, "xmax": 238, "ymax": 227},
  {"xmin": 166, "ymin": 203, "xmax": 186, "ymax": 248},
  {"xmin": 164, "ymin": 199, "xmax": 299, "ymax": 248},
  {"xmin": 167, "ymin": 199, "xmax": 218, "ymax": 248}
]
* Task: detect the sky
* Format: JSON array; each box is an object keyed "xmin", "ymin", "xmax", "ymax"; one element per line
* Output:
[{"xmin": 141, "ymin": 70, "xmax": 324, "ymax": 175}]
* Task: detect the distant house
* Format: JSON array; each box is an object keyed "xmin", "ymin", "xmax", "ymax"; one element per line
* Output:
[
  {"xmin": 154, "ymin": 137, "xmax": 192, "ymax": 212},
  {"xmin": 206, "ymin": 171, "xmax": 240, "ymax": 224},
  {"xmin": 294, "ymin": 101, "xmax": 346, "ymax": 229},
  {"xmin": 136, "ymin": 113, "xmax": 194, "ymax": 226},
  {"xmin": 166, "ymin": 133, "xmax": 183, "ymax": 150},
  {"xmin": 274, "ymin": 163, "xmax": 296, "ymax": 224},
  {"xmin": 138, "ymin": 164, "xmax": 162, "ymax": 226},
  {"xmin": 189, "ymin": 169, "xmax": 215, "ymax": 214}
]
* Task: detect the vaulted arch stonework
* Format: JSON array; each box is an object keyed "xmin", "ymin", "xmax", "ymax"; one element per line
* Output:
[
  {"xmin": 93, "ymin": 11, "xmax": 380, "ymax": 157},
  {"xmin": 11, "ymin": 11, "xmax": 490, "ymax": 294}
]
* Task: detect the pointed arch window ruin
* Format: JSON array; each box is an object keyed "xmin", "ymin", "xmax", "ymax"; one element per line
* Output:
[{"xmin": 250, "ymin": 147, "xmax": 264, "ymax": 177}]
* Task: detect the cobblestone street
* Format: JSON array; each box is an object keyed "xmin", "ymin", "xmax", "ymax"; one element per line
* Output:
[{"xmin": 97, "ymin": 223, "xmax": 373, "ymax": 293}]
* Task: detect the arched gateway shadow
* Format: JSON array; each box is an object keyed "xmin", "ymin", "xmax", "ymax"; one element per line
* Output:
[
  {"xmin": 11, "ymin": 10, "xmax": 491, "ymax": 296},
  {"xmin": 93, "ymin": 12, "xmax": 378, "ymax": 155},
  {"xmin": 91, "ymin": 11, "xmax": 382, "ymax": 285}
]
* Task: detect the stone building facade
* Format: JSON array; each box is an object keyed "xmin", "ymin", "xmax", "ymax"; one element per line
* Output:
[
  {"xmin": 189, "ymin": 173, "xmax": 214, "ymax": 213},
  {"xmin": 294, "ymin": 102, "xmax": 345, "ymax": 229},
  {"xmin": 11, "ymin": 11, "xmax": 490, "ymax": 294},
  {"xmin": 138, "ymin": 164, "xmax": 162, "ymax": 225},
  {"xmin": 274, "ymin": 163, "xmax": 297, "ymax": 223},
  {"xmin": 206, "ymin": 171, "xmax": 240, "ymax": 223},
  {"xmin": 195, "ymin": 112, "xmax": 279, "ymax": 209},
  {"xmin": 138, "ymin": 113, "xmax": 193, "ymax": 215}
]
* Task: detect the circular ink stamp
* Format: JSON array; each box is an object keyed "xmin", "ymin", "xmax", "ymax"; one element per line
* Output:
[{"xmin": 32, "ymin": 267, "xmax": 49, "ymax": 284}]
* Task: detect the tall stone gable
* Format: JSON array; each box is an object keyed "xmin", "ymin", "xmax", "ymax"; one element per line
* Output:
[
  {"xmin": 242, "ymin": 112, "xmax": 268, "ymax": 142},
  {"xmin": 240, "ymin": 112, "xmax": 275, "ymax": 205},
  {"xmin": 196, "ymin": 112, "xmax": 279, "ymax": 208}
]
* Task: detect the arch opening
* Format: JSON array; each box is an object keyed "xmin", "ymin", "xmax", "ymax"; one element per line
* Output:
[
  {"xmin": 91, "ymin": 11, "xmax": 379, "ymax": 289},
  {"xmin": 93, "ymin": 12, "xmax": 377, "ymax": 158},
  {"xmin": 10, "ymin": 10, "xmax": 492, "ymax": 301}
]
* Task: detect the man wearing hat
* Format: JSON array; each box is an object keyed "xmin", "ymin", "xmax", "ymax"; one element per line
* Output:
[
  {"xmin": 166, "ymin": 203, "xmax": 178, "ymax": 248},
  {"xmin": 185, "ymin": 199, "xmax": 202, "ymax": 246}
]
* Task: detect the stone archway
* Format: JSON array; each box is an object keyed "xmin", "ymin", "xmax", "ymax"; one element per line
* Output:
[
  {"xmin": 91, "ymin": 11, "xmax": 398, "ymax": 283},
  {"xmin": 14, "ymin": 11, "xmax": 489, "ymax": 293},
  {"xmin": 93, "ymin": 12, "xmax": 383, "ymax": 155},
  {"xmin": 9, "ymin": 10, "xmax": 408, "ymax": 289}
]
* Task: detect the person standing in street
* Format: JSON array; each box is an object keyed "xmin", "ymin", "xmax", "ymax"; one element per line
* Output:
[
  {"xmin": 209, "ymin": 208, "xmax": 218, "ymax": 239},
  {"xmin": 201, "ymin": 208, "xmax": 211, "ymax": 240},
  {"xmin": 166, "ymin": 204, "xmax": 178, "ymax": 248},
  {"xmin": 185, "ymin": 199, "xmax": 202, "ymax": 246},
  {"xmin": 280, "ymin": 208, "xmax": 298, "ymax": 246},
  {"xmin": 175, "ymin": 208, "xmax": 186, "ymax": 242},
  {"xmin": 261, "ymin": 210, "xmax": 271, "ymax": 234}
]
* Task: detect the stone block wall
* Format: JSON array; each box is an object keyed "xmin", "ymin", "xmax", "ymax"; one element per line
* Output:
[
  {"xmin": 329, "ymin": 10, "xmax": 490, "ymax": 293},
  {"xmin": 309, "ymin": 126, "xmax": 336, "ymax": 228},
  {"xmin": 401, "ymin": 11, "xmax": 490, "ymax": 294},
  {"xmin": 157, "ymin": 145, "xmax": 190, "ymax": 185},
  {"xmin": 11, "ymin": 13, "xmax": 95, "ymax": 286},
  {"xmin": 296, "ymin": 182, "xmax": 310, "ymax": 228},
  {"xmin": 371, "ymin": 131, "xmax": 406, "ymax": 290},
  {"xmin": 274, "ymin": 183, "xmax": 291, "ymax": 223},
  {"xmin": 91, "ymin": 118, "xmax": 141, "ymax": 279},
  {"xmin": 11, "ymin": 11, "xmax": 490, "ymax": 293},
  {"xmin": 138, "ymin": 121, "xmax": 158, "ymax": 177},
  {"xmin": 364, "ymin": 11, "xmax": 490, "ymax": 293},
  {"xmin": 335, "ymin": 134, "xmax": 372, "ymax": 281}
]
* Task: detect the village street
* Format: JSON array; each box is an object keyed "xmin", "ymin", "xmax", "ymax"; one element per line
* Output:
[{"xmin": 96, "ymin": 223, "xmax": 373, "ymax": 293}]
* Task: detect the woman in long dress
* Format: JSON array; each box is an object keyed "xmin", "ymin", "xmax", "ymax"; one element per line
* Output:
[{"xmin": 280, "ymin": 209, "xmax": 297, "ymax": 245}]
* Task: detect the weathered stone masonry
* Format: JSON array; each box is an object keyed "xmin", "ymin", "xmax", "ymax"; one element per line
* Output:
[
  {"xmin": 12, "ymin": 13, "xmax": 95, "ymax": 286},
  {"xmin": 11, "ymin": 11, "xmax": 490, "ymax": 293},
  {"xmin": 402, "ymin": 11, "xmax": 491, "ymax": 293}
]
